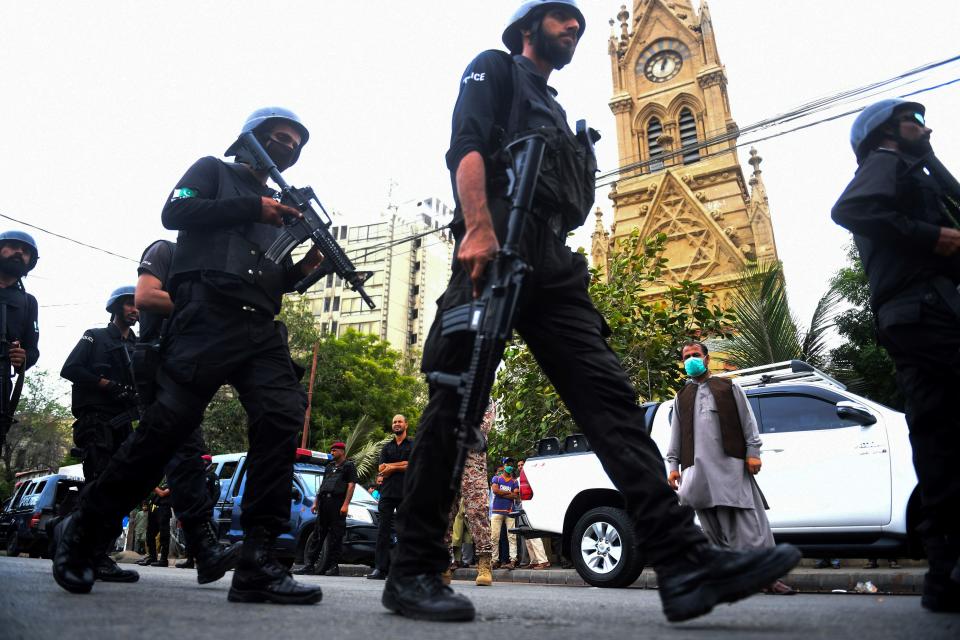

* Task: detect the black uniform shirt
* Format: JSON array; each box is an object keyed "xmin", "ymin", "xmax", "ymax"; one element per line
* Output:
[
  {"xmin": 161, "ymin": 156, "xmax": 303, "ymax": 313},
  {"xmin": 832, "ymin": 149, "xmax": 960, "ymax": 311},
  {"xmin": 0, "ymin": 284, "xmax": 39, "ymax": 373},
  {"xmin": 136, "ymin": 239, "xmax": 175, "ymax": 343},
  {"xmin": 378, "ymin": 437, "xmax": 414, "ymax": 500},
  {"xmin": 318, "ymin": 459, "xmax": 358, "ymax": 497},
  {"xmin": 61, "ymin": 322, "xmax": 138, "ymax": 415}
]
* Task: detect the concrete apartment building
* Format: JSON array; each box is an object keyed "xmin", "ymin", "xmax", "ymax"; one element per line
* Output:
[{"xmin": 296, "ymin": 197, "xmax": 455, "ymax": 360}]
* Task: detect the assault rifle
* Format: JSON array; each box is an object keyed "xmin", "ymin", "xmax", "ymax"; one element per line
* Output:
[
  {"xmin": 427, "ymin": 132, "xmax": 547, "ymax": 489},
  {"xmin": 236, "ymin": 131, "xmax": 375, "ymax": 307},
  {"xmin": 0, "ymin": 303, "xmax": 25, "ymax": 450}
]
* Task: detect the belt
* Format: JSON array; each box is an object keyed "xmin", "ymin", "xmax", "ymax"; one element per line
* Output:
[{"xmin": 176, "ymin": 281, "xmax": 273, "ymax": 317}]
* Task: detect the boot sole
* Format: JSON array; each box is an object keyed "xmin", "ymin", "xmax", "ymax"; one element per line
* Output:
[
  {"xmin": 227, "ymin": 587, "xmax": 323, "ymax": 605},
  {"xmin": 54, "ymin": 571, "xmax": 94, "ymax": 594},
  {"xmin": 96, "ymin": 572, "xmax": 140, "ymax": 583},
  {"xmin": 197, "ymin": 554, "xmax": 241, "ymax": 585},
  {"xmin": 663, "ymin": 546, "xmax": 802, "ymax": 623},
  {"xmin": 381, "ymin": 588, "xmax": 476, "ymax": 622}
]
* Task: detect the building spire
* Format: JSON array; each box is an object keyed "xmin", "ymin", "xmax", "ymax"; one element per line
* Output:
[
  {"xmin": 698, "ymin": 0, "xmax": 721, "ymax": 65},
  {"xmin": 590, "ymin": 208, "xmax": 610, "ymax": 280}
]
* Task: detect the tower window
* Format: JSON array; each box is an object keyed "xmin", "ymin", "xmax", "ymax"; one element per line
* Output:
[
  {"xmin": 679, "ymin": 108, "xmax": 700, "ymax": 165},
  {"xmin": 647, "ymin": 117, "xmax": 665, "ymax": 172}
]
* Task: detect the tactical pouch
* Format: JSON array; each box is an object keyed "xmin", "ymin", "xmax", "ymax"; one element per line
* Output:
[{"xmin": 132, "ymin": 341, "xmax": 161, "ymax": 405}]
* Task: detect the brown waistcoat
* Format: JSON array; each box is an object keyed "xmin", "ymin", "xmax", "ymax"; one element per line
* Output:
[{"xmin": 675, "ymin": 376, "xmax": 746, "ymax": 469}]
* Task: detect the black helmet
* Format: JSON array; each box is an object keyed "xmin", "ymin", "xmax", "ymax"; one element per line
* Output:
[
  {"xmin": 850, "ymin": 98, "xmax": 925, "ymax": 162},
  {"xmin": 0, "ymin": 230, "xmax": 39, "ymax": 272},
  {"xmin": 224, "ymin": 107, "xmax": 310, "ymax": 166},
  {"xmin": 502, "ymin": 0, "xmax": 586, "ymax": 55},
  {"xmin": 105, "ymin": 285, "xmax": 136, "ymax": 313}
]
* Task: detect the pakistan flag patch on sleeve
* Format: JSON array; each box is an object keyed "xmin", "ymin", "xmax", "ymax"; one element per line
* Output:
[{"xmin": 171, "ymin": 187, "xmax": 198, "ymax": 201}]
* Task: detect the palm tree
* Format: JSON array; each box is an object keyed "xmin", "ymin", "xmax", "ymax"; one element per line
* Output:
[
  {"xmin": 721, "ymin": 261, "xmax": 839, "ymax": 370},
  {"xmin": 341, "ymin": 415, "xmax": 391, "ymax": 481}
]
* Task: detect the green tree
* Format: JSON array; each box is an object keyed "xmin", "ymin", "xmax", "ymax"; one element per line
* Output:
[
  {"xmin": 1, "ymin": 370, "xmax": 72, "ymax": 500},
  {"xmin": 199, "ymin": 298, "xmax": 426, "ymax": 455},
  {"xmin": 721, "ymin": 261, "xmax": 839, "ymax": 370},
  {"xmin": 828, "ymin": 244, "xmax": 902, "ymax": 409},
  {"xmin": 490, "ymin": 230, "xmax": 734, "ymax": 461}
]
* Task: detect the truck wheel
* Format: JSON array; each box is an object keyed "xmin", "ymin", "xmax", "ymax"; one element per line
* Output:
[
  {"xmin": 571, "ymin": 507, "xmax": 644, "ymax": 588},
  {"xmin": 6, "ymin": 532, "xmax": 21, "ymax": 558}
]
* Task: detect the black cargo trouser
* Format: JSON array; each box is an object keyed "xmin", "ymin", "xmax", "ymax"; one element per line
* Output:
[
  {"xmin": 391, "ymin": 208, "xmax": 706, "ymax": 578},
  {"xmin": 146, "ymin": 504, "xmax": 172, "ymax": 558},
  {"xmin": 77, "ymin": 282, "xmax": 306, "ymax": 540},
  {"xmin": 306, "ymin": 493, "xmax": 347, "ymax": 569},
  {"xmin": 376, "ymin": 497, "xmax": 402, "ymax": 573},
  {"xmin": 72, "ymin": 410, "xmax": 132, "ymax": 484},
  {"xmin": 878, "ymin": 291, "xmax": 960, "ymax": 540}
]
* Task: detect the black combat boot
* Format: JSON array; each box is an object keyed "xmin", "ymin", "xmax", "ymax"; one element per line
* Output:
[
  {"xmin": 95, "ymin": 553, "xmax": 140, "ymax": 583},
  {"xmin": 183, "ymin": 520, "xmax": 240, "ymax": 584},
  {"xmin": 151, "ymin": 555, "xmax": 169, "ymax": 567},
  {"xmin": 176, "ymin": 557, "xmax": 196, "ymax": 569},
  {"xmin": 382, "ymin": 573, "xmax": 475, "ymax": 621},
  {"xmin": 656, "ymin": 543, "xmax": 802, "ymax": 622},
  {"xmin": 50, "ymin": 513, "xmax": 96, "ymax": 594},
  {"xmin": 921, "ymin": 534, "xmax": 960, "ymax": 613},
  {"xmin": 228, "ymin": 527, "xmax": 323, "ymax": 604},
  {"xmin": 292, "ymin": 564, "xmax": 317, "ymax": 575}
]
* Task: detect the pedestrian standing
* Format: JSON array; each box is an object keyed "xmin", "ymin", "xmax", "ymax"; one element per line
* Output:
[
  {"xmin": 368, "ymin": 415, "xmax": 413, "ymax": 580},
  {"xmin": 295, "ymin": 442, "xmax": 357, "ymax": 576},
  {"xmin": 666, "ymin": 341, "xmax": 795, "ymax": 595},
  {"xmin": 490, "ymin": 459, "xmax": 520, "ymax": 570}
]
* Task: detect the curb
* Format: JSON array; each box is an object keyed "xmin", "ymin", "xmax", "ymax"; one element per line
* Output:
[{"xmin": 330, "ymin": 564, "xmax": 925, "ymax": 594}]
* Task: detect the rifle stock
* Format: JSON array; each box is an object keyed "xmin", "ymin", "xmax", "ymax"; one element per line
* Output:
[
  {"xmin": 237, "ymin": 132, "xmax": 375, "ymax": 307},
  {"xmin": 427, "ymin": 133, "xmax": 547, "ymax": 489}
]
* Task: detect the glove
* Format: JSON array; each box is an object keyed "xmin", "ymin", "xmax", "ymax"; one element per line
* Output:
[{"xmin": 105, "ymin": 380, "xmax": 136, "ymax": 403}]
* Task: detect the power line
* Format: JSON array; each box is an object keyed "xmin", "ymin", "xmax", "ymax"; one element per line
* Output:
[{"xmin": 0, "ymin": 212, "xmax": 139, "ymax": 264}]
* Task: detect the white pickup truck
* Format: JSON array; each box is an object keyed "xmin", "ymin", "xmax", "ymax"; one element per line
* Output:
[{"xmin": 513, "ymin": 361, "xmax": 922, "ymax": 587}]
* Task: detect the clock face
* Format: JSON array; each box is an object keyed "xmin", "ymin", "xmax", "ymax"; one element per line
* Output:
[
  {"xmin": 636, "ymin": 38, "xmax": 690, "ymax": 83},
  {"xmin": 644, "ymin": 50, "xmax": 683, "ymax": 82}
]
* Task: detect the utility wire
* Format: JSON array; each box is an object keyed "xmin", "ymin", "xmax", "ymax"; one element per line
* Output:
[{"xmin": 0, "ymin": 212, "xmax": 139, "ymax": 264}]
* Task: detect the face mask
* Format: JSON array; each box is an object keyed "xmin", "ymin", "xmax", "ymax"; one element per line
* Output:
[
  {"xmin": 0, "ymin": 255, "xmax": 29, "ymax": 278},
  {"xmin": 263, "ymin": 137, "xmax": 296, "ymax": 171},
  {"xmin": 504, "ymin": 466, "xmax": 515, "ymax": 475},
  {"xmin": 684, "ymin": 357, "xmax": 707, "ymax": 377}
]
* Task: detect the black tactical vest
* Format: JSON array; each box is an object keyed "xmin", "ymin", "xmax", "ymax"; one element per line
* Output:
[
  {"xmin": 492, "ymin": 53, "xmax": 598, "ymax": 234},
  {"xmin": 169, "ymin": 160, "xmax": 289, "ymax": 312}
]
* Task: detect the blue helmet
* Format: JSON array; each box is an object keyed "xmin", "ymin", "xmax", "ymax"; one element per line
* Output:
[
  {"xmin": 850, "ymin": 98, "xmax": 925, "ymax": 161},
  {"xmin": 502, "ymin": 0, "xmax": 586, "ymax": 55},
  {"xmin": 224, "ymin": 107, "xmax": 310, "ymax": 166},
  {"xmin": 0, "ymin": 230, "xmax": 39, "ymax": 272},
  {"xmin": 105, "ymin": 285, "xmax": 136, "ymax": 313}
]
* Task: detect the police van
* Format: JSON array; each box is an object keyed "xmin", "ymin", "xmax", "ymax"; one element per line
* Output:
[{"xmin": 210, "ymin": 448, "xmax": 378, "ymax": 568}]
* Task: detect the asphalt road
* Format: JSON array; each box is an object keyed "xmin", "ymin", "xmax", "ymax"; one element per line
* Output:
[{"xmin": 1, "ymin": 557, "xmax": 957, "ymax": 640}]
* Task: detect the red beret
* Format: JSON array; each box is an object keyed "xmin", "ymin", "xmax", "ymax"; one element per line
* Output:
[{"xmin": 330, "ymin": 442, "xmax": 346, "ymax": 450}]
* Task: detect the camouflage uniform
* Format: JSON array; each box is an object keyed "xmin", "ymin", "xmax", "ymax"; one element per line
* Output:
[{"xmin": 444, "ymin": 409, "xmax": 493, "ymax": 556}]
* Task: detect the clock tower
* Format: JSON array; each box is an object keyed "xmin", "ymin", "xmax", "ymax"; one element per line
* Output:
[{"xmin": 593, "ymin": 0, "xmax": 779, "ymax": 305}]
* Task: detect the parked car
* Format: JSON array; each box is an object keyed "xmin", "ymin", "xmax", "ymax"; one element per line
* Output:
[
  {"xmin": 210, "ymin": 448, "xmax": 378, "ymax": 568},
  {"xmin": 0, "ymin": 471, "xmax": 84, "ymax": 558},
  {"xmin": 514, "ymin": 360, "xmax": 922, "ymax": 587}
]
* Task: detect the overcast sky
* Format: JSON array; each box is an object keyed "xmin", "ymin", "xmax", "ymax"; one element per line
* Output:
[{"xmin": 2, "ymin": 1, "xmax": 958, "ymax": 401}]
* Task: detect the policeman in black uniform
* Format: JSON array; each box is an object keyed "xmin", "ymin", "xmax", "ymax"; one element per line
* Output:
[
  {"xmin": 832, "ymin": 98, "xmax": 960, "ymax": 613},
  {"xmin": 51, "ymin": 107, "xmax": 326, "ymax": 605},
  {"xmin": 139, "ymin": 480, "xmax": 172, "ymax": 567},
  {"xmin": 0, "ymin": 230, "xmax": 40, "ymax": 451},
  {"xmin": 382, "ymin": 1, "xmax": 800, "ymax": 623},
  {"xmin": 60, "ymin": 285, "xmax": 140, "ymax": 584},
  {"xmin": 295, "ymin": 442, "xmax": 357, "ymax": 576},
  {"xmin": 135, "ymin": 239, "xmax": 239, "ymax": 582}
]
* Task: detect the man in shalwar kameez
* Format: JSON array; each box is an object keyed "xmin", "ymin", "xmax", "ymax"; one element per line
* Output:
[{"xmin": 666, "ymin": 341, "xmax": 796, "ymax": 595}]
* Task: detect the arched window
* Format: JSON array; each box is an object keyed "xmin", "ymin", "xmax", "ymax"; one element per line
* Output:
[
  {"xmin": 679, "ymin": 108, "xmax": 700, "ymax": 165},
  {"xmin": 647, "ymin": 117, "xmax": 664, "ymax": 172}
]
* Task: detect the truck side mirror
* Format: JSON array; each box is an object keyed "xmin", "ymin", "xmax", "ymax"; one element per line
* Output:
[{"xmin": 836, "ymin": 401, "xmax": 877, "ymax": 426}]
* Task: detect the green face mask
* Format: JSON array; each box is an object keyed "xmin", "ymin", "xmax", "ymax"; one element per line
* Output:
[
  {"xmin": 504, "ymin": 466, "xmax": 515, "ymax": 475},
  {"xmin": 684, "ymin": 357, "xmax": 707, "ymax": 377}
]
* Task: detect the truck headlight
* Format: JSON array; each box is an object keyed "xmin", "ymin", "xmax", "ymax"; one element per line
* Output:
[{"xmin": 348, "ymin": 503, "xmax": 373, "ymax": 524}]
